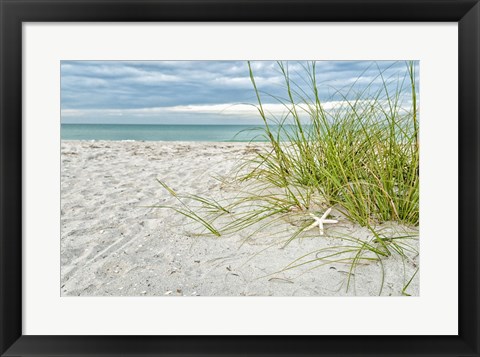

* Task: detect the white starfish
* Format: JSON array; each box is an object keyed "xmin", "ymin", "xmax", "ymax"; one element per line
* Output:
[{"xmin": 306, "ymin": 208, "xmax": 338, "ymax": 235}]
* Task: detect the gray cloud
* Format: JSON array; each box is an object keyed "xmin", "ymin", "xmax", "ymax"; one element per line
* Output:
[{"xmin": 61, "ymin": 60, "xmax": 418, "ymax": 124}]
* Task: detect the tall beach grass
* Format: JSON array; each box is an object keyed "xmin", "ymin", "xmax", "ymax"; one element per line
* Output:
[
  {"xmin": 243, "ymin": 60, "xmax": 419, "ymax": 227},
  {"xmin": 155, "ymin": 61, "xmax": 419, "ymax": 294}
]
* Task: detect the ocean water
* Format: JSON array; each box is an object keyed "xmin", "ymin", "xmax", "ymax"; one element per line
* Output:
[{"xmin": 61, "ymin": 124, "xmax": 273, "ymax": 142}]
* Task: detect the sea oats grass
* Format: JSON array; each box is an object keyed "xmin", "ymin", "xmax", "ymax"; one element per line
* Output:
[{"xmin": 155, "ymin": 61, "xmax": 419, "ymax": 295}]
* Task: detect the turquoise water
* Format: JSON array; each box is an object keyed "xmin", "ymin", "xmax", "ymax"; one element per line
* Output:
[{"xmin": 61, "ymin": 124, "xmax": 273, "ymax": 142}]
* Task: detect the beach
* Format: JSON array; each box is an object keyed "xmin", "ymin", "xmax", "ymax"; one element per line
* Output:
[{"xmin": 61, "ymin": 140, "xmax": 419, "ymax": 297}]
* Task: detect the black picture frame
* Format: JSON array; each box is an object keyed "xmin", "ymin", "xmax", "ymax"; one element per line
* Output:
[{"xmin": 1, "ymin": 0, "xmax": 479, "ymax": 356}]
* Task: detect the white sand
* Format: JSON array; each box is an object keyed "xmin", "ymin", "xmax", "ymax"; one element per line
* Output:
[{"xmin": 61, "ymin": 140, "xmax": 419, "ymax": 296}]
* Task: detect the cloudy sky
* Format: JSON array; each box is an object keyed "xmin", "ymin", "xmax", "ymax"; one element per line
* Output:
[{"xmin": 61, "ymin": 60, "xmax": 418, "ymax": 125}]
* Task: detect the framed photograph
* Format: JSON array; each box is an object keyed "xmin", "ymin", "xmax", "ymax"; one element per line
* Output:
[{"xmin": 1, "ymin": 0, "xmax": 479, "ymax": 356}]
